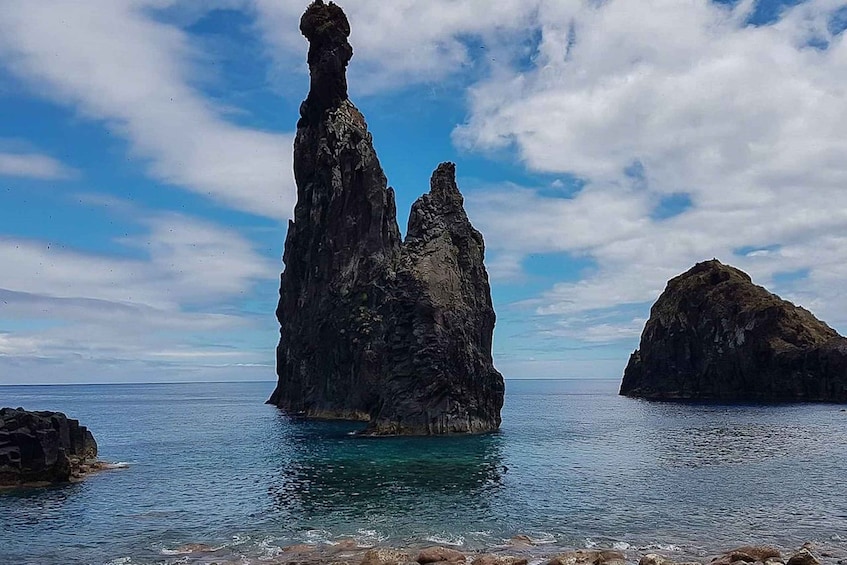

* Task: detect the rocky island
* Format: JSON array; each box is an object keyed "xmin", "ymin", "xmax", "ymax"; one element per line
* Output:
[
  {"xmin": 621, "ymin": 259, "xmax": 847, "ymax": 402},
  {"xmin": 268, "ymin": 0, "xmax": 505, "ymax": 434},
  {"xmin": 0, "ymin": 407, "xmax": 100, "ymax": 487}
]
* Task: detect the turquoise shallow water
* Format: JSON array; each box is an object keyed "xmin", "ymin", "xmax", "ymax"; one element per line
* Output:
[{"xmin": 1, "ymin": 379, "xmax": 846, "ymax": 564}]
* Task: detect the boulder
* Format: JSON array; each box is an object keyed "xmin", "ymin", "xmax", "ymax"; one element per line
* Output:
[
  {"xmin": 621, "ymin": 259, "xmax": 847, "ymax": 402},
  {"xmin": 268, "ymin": 0, "xmax": 504, "ymax": 435},
  {"xmin": 547, "ymin": 550, "xmax": 626, "ymax": 565},
  {"xmin": 0, "ymin": 407, "xmax": 98, "ymax": 486},
  {"xmin": 417, "ymin": 547, "xmax": 466, "ymax": 564},
  {"xmin": 360, "ymin": 548, "xmax": 412, "ymax": 565},
  {"xmin": 472, "ymin": 555, "xmax": 528, "ymax": 565},
  {"xmin": 786, "ymin": 550, "xmax": 820, "ymax": 565},
  {"xmin": 728, "ymin": 548, "xmax": 782, "ymax": 562},
  {"xmin": 710, "ymin": 547, "xmax": 784, "ymax": 565},
  {"xmin": 640, "ymin": 555, "xmax": 677, "ymax": 565}
]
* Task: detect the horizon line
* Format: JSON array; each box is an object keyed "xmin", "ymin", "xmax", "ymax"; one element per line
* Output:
[{"xmin": 0, "ymin": 376, "xmax": 620, "ymax": 387}]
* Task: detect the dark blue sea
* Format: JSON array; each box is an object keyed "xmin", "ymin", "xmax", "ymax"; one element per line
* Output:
[{"xmin": 1, "ymin": 379, "xmax": 846, "ymax": 565}]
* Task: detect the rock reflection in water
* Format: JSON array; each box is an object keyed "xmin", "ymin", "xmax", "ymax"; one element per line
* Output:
[{"xmin": 268, "ymin": 417, "xmax": 504, "ymax": 525}]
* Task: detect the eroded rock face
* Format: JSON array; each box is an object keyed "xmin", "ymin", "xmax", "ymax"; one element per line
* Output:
[
  {"xmin": 621, "ymin": 259, "xmax": 847, "ymax": 402},
  {"xmin": 269, "ymin": 1, "xmax": 504, "ymax": 435},
  {"xmin": 0, "ymin": 407, "xmax": 98, "ymax": 486}
]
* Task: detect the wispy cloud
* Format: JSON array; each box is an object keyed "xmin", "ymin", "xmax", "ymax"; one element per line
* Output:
[
  {"xmin": 0, "ymin": 0, "xmax": 294, "ymax": 219},
  {"xmin": 0, "ymin": 151, "xmax": 76, "ymax": 180}
]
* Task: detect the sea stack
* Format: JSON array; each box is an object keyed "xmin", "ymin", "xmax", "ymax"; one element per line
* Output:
[
  {"xmin": 621, "ymin": 259, "xmax": 847, "ymax": 402},
  {"xmin": 268, "ymin": 0, "xmax": 504, "ymax": 434}
]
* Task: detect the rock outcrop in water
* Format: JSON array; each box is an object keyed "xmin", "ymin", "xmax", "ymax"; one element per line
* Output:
[
  {"xmin": 268, "ymin": 0, "xmax": 504, "ymax": 434},
  {"xmin": 621, "ymin": 259, "xmax": 847, "ymax": 402},
  {"xmin": 0, "ymin": 408, "xmax": 98, "ymax": 486}
]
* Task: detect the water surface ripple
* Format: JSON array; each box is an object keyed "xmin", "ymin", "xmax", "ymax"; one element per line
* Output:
[{"xmin": 1, "ymin": 379, "xmax": 846, "ymax": 564}]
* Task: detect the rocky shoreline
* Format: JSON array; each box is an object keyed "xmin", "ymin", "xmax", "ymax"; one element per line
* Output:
[{"xmin": 155, "ymin": 539, "xmax": 846, "ymax": 565}]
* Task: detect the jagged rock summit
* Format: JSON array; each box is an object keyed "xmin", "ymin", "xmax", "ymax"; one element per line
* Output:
[
  {"xmin": 268, "ymin": 0, "xmax": 504, "ymax": 434},
  {"xmin": 621, "ymin": 259, "xmax": 847, "ymax": 402}
]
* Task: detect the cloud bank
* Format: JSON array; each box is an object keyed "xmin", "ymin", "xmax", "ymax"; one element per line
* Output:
[
  {"xmin": 0, "ymin": 208, "xmax": 277, "ymax": 383},
  {"xmin": 457, "ymin": 0, "xmax": 847, "ymax": 346}
]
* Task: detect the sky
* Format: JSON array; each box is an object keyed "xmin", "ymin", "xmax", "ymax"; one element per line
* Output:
[{"xmin": 0, "ymin": 0, "xmax": 846, "ymax": 385}]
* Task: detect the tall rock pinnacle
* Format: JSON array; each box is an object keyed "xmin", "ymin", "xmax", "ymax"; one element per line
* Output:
[{"xmin": 269, "ymin": 1, "xmax": 504, "ymax": 435}]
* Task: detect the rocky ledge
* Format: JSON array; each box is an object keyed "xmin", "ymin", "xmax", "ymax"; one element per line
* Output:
[
  {"xmin": 157, "ymin": 541, "xmax": 843, "ymax": 565},
  {"xmin": 268, "ymin": 1, "xmax": 504, "ymax": 434},
  {"xmin": 621, "ymin": 259, "xmax": 847, "ymax": 402},
  {"xmin": 0, "ymin": 407, "xmax": 103, "ymax": 487}
]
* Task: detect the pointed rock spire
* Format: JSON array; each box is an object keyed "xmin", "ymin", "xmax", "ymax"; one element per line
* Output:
[{"xmin": 269, "ymin": 2, "xmax": 504, "ymax": 434}]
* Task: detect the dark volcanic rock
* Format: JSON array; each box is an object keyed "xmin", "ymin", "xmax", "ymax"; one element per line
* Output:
[
  {"xmin": 371, "ymin": 163, "xmax": 504, "ymax": 435},
  {"xmin": 269, "ymin": 1, "xmax": 504, "ymax": 434},
  {"xmin": 299, "ymin": 0, "xmax": 353, "ymax": 126},
  {"xmin": 0, "ymin": 407, "xmax": 98, "ymax": 486},
  {"xmin": 621, "ymin": 259, "xmax": 847, "ymax": 402}
]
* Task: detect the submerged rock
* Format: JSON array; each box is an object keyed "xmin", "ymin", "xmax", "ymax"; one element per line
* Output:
[
  {"xmin": 621, "ymin": 259, "xmax": 847, "ymax": 402},
  {"xmin": 269, "ymin": 1, "xmax": 504, "ymax": 434},
  {"xmin": 0, "ymin": 407, "xmax": 98, "ymax": 486}
]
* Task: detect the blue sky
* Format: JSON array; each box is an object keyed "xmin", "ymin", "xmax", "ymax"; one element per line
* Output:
[{"xmin": 1, "ymin": 0, "xmax": 846, "ymax": 384}]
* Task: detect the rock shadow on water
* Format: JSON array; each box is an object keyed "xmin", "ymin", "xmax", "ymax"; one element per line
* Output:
[{"xmin": 267, "ymin": 417, "xmax": 505, "ymax": 521}]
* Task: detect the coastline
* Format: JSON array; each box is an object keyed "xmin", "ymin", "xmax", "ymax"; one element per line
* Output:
[
  {"xmin": 4, "ymin": 381, "xmax": 846, "ymax": 565},
  {"xmin": 149, "ymin": 539, "xmax": 846, "ymax": 565}
]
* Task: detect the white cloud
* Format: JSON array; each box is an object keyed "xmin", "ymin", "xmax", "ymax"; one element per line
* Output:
[
  {"xmin": 0, "ymin": 214, "xmax": 271, "ymax": 309},
  {"xmin": 0, "ymin": 209, "xmax": 279, "ymax": 383},
  {"xmin": 252, "ymin": 0, "xmax": 543, "ymax": 93},
  {"xmin": 0, "ymin": 0, "xmax": 295, "ymax": 219},
  {"xmin": 457, "ymin": 0, "xmax": 847, "ymax": 340},
  {"xmin": 495, "ymin": 357, "xmax": 624, "ymax": 379},
  {"xmin": 0, "ymin": 354, "xmax": 274, "ymax": 385},
  {"xmin": 0, "ymin": 151, "xmax": 76, "ymax": 180},
  {"xmin": 540, "ymin": 314, "xmax": 647, "ymax": 344}
]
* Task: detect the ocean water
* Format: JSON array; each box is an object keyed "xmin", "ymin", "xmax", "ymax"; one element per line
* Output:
[{"xmin": 1, "ymin": 379, "xmax": 846, "ymax": 565}]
